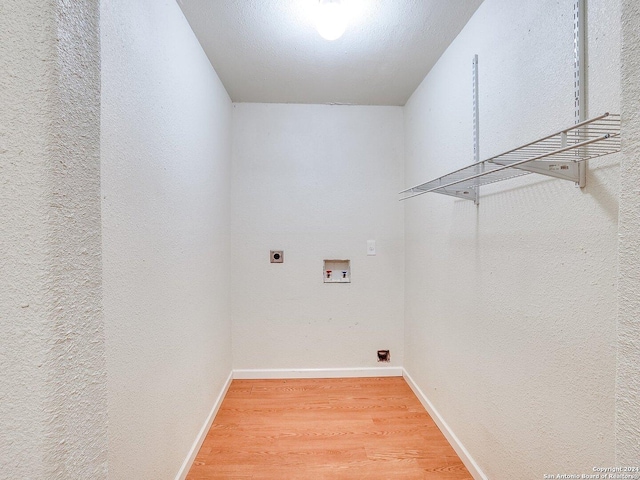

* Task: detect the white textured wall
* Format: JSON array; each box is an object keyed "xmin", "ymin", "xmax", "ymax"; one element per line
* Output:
[
  {"xmin": 617, "ymin": 0, "xmax": 640, "ymax": 464},
  {"xmin": 101, "ymin": 0, "xmax": 233, "ymax": 478},
  {"xmin": 0, "ymin": 0, "xmax": 106, "ymax": 478},
  {"xmin": 231, "ymin": 104, "xmax": 404, "ymax": 372},
  {"xmin": 403, "ymin": 0, "xmax": 621, "ymax": 477}
]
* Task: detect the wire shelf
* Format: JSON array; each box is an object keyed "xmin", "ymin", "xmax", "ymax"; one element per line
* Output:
[{"xmin": 399, "ymin": 112, "xmax": 621, "ymax": 202}]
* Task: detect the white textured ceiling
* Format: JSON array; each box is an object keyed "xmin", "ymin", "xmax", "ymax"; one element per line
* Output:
[{"xmin": 178, "ymin": 0, "xmax": 483, "ymax": 106}]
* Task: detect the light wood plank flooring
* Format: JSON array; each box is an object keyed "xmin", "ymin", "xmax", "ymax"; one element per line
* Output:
[{"xmin": 186, "ymin": 377, "xmax": 472, "ymax": 479}]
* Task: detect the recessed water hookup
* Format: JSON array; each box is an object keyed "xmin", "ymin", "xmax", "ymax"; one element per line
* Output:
[
  {"xmin": 323, "ymin": 259, "xmax": 350, "ymax": 283},
  {"xmin": 270, "ymin": 250, "xmax": 284, "ymax": 263}
]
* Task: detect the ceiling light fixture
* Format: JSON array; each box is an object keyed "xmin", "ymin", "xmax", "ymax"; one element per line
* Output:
[{"xmin": 315, "ymin": 0, "xmax": 348, "ymax": 41}]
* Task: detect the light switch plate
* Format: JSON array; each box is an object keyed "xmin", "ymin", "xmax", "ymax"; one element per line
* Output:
[{"xmin": 367, "ymin": 240, "xmax": 376, "ymax": 256}]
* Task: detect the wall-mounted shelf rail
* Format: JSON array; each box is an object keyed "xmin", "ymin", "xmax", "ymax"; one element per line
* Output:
[{"xmin": 399, "ymin": 112, "xmax": 621, "ymax": 202}]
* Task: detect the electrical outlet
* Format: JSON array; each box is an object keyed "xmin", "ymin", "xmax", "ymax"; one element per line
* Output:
[{"xmin": 270, "ymin": 250, "xmax": 284, "ymax": 263}]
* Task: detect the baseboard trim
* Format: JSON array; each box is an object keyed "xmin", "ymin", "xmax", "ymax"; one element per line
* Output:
[
  {"xmin": 175, "ymin": 371, "xmax": 233, "ymax": 480},
  {"xmin": 233, "ymin": 366, "xmax": 403, "ymax": 379},
  {"xmin": 402, "ymin": 369, "xmax": 488, "ymax": 480}
]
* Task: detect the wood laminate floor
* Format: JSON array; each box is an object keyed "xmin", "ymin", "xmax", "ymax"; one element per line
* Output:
[{"xmin": 186, "ymin": 377, "xmax": 472, "ymax": 479}]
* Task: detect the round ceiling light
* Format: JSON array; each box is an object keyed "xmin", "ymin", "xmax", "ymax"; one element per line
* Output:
[{"xmin": 316, "ymin": 0, "xmax": 348, "ymax": 41}]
